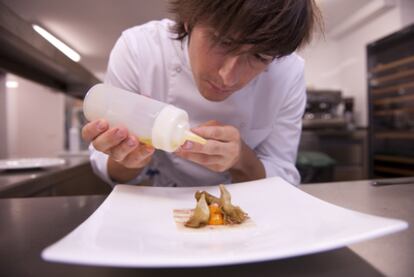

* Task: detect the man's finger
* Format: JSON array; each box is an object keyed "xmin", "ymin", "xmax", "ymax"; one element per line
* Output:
[
  {"xmin": 92, "ymin": 127, "xmax": 128, "ymax": 152},
  {"xmin": 110, "ymin": 135, "xmax": 138, "ymax": 162},
  {"xmin": 81, "ymin": 119, "xmax": 108, "ymax": 141},
  {"xmin": 180, "ymin": 139, "xmax": 224, "ymax": 155},
  {"xmin": 192, "ymin": 125, "xmax": 238, "ymax": 141}
]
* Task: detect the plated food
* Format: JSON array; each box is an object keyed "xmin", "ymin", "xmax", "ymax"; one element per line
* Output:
[{"xmin": 184, "ymin": 185, "xmax": 248, "ymax": 228}]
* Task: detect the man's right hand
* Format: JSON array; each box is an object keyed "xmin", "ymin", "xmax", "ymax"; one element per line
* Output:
[{"xmin": 82, "ymin": 119, "xmax": 155, "ymax": 181}]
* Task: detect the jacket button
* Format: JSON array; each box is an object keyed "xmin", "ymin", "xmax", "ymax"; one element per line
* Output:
[{"xmin": 175, "ymin": 66, "xmax": 182, "ymax": 73}]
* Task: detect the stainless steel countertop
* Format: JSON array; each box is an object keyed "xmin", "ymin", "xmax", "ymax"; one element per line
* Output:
[
  {"xmin": 0, "ymin": 156, "xmax": 90, "ymax": 197},
  {"xmin": 301, "ymin": 178, "xmax": 414, "ymax": 276}
]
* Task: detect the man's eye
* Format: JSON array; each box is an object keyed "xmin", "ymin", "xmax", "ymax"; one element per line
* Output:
[
  {"xmin": 253, "ymin": 54, "xmax": 273, "ymax": 64},
  {"xmin": 218, "ymin": 38, "xmax": 233, "ymax": 48}
]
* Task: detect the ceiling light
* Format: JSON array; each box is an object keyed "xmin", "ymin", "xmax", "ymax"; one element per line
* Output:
[
  {"xmin": 6, "ymin": 80, "xmax": 19, "ymax": 88},
  {"xmin": 32, "ymin": 24, "xmax": 81, "ymax": 62}
]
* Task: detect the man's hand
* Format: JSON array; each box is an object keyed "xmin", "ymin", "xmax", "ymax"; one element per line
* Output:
[
  {"xmin": 82, "ymin": 119, "xmax": 155, "ymax": 182},
  {"xmin": 175, "ymin": 121, "xmax": 241, "ymax": 172},
  {"xmin": 175, "ymin": 121, "xmax": 265, "ymax": 182}
]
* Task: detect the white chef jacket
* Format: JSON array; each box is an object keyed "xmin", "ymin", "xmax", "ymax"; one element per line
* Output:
[{"xmin": 89, "ymin": 19, "xmax": 306, "ymax": 187}]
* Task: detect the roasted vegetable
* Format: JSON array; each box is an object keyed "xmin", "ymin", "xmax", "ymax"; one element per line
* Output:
[
  {"xmin": 219, "ymin": 185, "xmax": 248, "ymax": 224},
  {"xmin": 187, "ymin": 185, "xmax": 248, "ymax": 228},
  {"xmin": 185, "ymin": 193, "xmax": 210, "ymax": 228},
  {"xmin": 195, "ymin": 190, "xmax": 220, "ymax": 205}
]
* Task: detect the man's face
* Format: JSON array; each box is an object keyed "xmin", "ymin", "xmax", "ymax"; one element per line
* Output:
[{"xmin": 187, "ymin": 24, "xmax": 273, "ymax": 102}]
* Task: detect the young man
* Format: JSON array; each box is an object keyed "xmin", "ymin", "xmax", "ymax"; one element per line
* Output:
[{"xmin": 82, "ymin": 0, "xmax": 321, "ymax": 187}]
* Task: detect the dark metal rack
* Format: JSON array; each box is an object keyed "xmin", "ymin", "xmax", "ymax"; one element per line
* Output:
[{"xmin": 367, "ymin": 24, "xmax": 414, "ymax": 178}]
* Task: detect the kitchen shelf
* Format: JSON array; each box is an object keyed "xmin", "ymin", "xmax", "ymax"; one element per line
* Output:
[
  {"xmin": 370, "ymin": 69, "xmax": 414, "ymax": 86},
  {"xmin": 373, "ymin": 107, "xmax": 414, "ymax": 116},
  {"xmin": 374, "ymin": 166, "xmax": 414, "ymax": 176},
  {"xmin": 367, "ymin": 23, "xmax": 414, "ymax": 178},
  {"xmin": 374, "ymin": 132, "xmax": 414, "ymax": 140},
  {"xmin": 371, "ymin": 81, "xmax": 414, "ymax": 95},
  {"xmin": 373, "ymin": 94, "xmax": 414, "ymax": 106},
  {"xmin": 370, "ymin": 55, "xmax": 414, "ymax": 74},
  {"xmin": 374, "ymin": 154, "xmax": 414, "ymax": 164}
]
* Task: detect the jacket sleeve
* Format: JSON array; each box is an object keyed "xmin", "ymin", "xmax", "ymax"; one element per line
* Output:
[{"xmin": 255, "ymin": 66, "xmax": 306, "ymax": 186}]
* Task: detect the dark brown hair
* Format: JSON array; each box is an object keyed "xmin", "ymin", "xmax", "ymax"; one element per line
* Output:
[{"xmin": 169, "ymin": 0, "xmax": 322, "ymax": 58}]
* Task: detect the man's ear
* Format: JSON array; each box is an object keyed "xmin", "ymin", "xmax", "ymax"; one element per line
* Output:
[{"xmin": 184, "ymin": 23, "xmax": 191, "ymax": 42}]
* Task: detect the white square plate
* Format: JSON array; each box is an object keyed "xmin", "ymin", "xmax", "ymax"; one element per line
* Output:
[{"xmin": 42, "ymin": 177, "xmax": 408, "ymax": 267}]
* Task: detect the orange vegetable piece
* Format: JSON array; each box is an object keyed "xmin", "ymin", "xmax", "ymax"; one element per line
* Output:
[{"xmin": 208, "ymin": 204, "xmax": 224, "ymax": 225}]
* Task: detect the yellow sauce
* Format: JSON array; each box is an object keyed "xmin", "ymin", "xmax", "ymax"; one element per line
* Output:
[{"xmin": 138, "ymin": 137, "xmax": 153, "ymax": 146}]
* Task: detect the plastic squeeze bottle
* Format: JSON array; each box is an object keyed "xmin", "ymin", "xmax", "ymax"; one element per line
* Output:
[{"xmin": 83, "ymin": 84, "xmax": 206, "ymax": 152}]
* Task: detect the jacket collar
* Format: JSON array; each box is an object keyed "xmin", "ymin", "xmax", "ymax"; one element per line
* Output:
[{"xmin": 171, "ymin": 33, "xmax": 191, "ymax": 71}]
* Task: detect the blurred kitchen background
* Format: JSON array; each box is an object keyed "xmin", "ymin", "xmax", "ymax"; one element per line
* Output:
[{"xmin": 0, "ymin": 0, "xmax": 413, "ymax": 184}]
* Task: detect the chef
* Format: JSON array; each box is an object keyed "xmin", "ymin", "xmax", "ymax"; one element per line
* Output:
[{"xmin": 82, "ymin": 0, "xmax": 321, "ymax": 187}]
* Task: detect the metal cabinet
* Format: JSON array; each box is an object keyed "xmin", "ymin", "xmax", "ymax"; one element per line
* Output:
[{"xmin": 367, "ymin": 24, "xmax": 414, "ymax": 178}]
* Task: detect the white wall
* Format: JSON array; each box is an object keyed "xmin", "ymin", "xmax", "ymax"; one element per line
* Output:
[
  {"xmin": 6, "ymin": 74, "xmax": 66, "ymax": 158},
  {"xmin": 400, "ymin": 0, "xmax": 414, "ymax": 26},
  {"xmin": 302, "ymin": 0, "xmax": 413, "ymax": 127},
  {"xmin": 301, "ymin": 36, "xmax": 342, "ymax": 90},
  {"xmin": 334, "ymin": 6, "xmax": 402, "ymax": 126},
  {"xmin": 0, "ymin": 73, "xmax": 7, "ymax": 158}
]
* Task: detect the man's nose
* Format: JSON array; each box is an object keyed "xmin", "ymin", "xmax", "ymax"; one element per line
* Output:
[{"xmin": 218, "ymin": 55, "xmax": 241, "ymax": 88}]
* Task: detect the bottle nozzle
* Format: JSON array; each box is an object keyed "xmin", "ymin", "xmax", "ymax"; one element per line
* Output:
[{"xmin": 185, "ymin": 130, "xmax": 207, "ymax": 145}]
